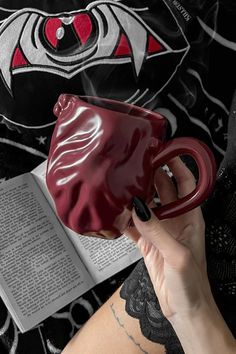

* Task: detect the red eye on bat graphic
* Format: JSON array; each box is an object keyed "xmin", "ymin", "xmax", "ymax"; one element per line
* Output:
[
  {"xmin": 0, "ymin": 1, "xmax": 190, "ymax": 128},
  {"xmin": 0, "ymin": 1, "xmax": 189, "ymax": 94}
]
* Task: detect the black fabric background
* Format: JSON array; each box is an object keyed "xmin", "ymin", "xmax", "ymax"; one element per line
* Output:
[{"xmin": 0, "ymin": 0, "xmax": 235, "ymax": 352}]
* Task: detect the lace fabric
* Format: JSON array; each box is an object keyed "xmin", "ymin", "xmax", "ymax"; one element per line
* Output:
[{"xmin": 120, "ymin": 260, "xmax": 184, "ymax": 354}]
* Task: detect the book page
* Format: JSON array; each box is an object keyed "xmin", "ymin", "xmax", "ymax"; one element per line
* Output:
[
  {"xmin": 68, "ymin": 231, "xmax": 141, "ymax": 284},
  {"xmin": 0, "ymin": 173, "xmax": 94, "ymax": 332},
  {"xmin": 31, "ymin": 160, "xmax": 55, "ymax": 209},
  {"xmin": 31, "ymin": 161, "xmax": 141, "ymax": 283}
]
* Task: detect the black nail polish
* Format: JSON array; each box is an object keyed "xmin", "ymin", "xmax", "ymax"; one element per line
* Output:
[{"xmin": 133, "ymin": 197, "xmax": 151, "ymax": 222}]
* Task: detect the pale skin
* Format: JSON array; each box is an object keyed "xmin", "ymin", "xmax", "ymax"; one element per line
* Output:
[{"xmin": 62, "ymin": 158, "xmax": 236, "ymax": 354}]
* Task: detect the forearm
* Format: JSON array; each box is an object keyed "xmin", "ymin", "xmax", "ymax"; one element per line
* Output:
[
  {"xmin": 171, "ymin": 299, "xmax": 236, "ymax": 354},
  {"xmin": 62, "ymin": 287, "xmax": 165, "ymax": 354}
]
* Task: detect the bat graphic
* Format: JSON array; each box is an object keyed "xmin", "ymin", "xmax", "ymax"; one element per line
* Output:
[{"xmin": 0, "ymin": 1, "xmax": 189, "ymax": 94}]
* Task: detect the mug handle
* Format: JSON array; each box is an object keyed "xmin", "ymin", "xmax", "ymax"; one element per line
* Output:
[{"xmin": 151, "ymin": 137, "xmax": 216, "ymax": 219}]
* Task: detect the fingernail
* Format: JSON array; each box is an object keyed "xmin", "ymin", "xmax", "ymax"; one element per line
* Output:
[{"xmin": 133, "ymin": 197, "xmax": 151, "ymax": 222}]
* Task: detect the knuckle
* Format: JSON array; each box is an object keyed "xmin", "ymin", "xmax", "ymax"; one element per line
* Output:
[
  {"xmin": 146, "ymin": 219, "xmax": 163, "ymax": 238},
  {"xmin": 183, "ymin": 217, "xmax": 205, "ymax": 235},
  {"xmin": 177, "ymin": 169, "xmax": 195, "ymax": 184},
  {"xmin": 146, "ymin": 220, "xmax": 159, "ymax": 235}
]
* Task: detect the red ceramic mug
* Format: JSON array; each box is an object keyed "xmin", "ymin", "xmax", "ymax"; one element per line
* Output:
[{"xmin": 46, "ymin": 94, "xmax": 216, "ymax": 239}]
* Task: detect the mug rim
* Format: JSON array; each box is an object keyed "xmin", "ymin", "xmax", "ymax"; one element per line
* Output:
[{"xmin": 77, "ymin": 95, "xmax": 165, "ymax": 121}]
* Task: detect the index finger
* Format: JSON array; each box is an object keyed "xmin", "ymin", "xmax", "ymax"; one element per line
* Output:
[
  {"xmin": 167, "ymin": 157, "xmax": 203, "ymax": 221},
  {"xmin": 167, "ymin": 157, "xmax": 196, "ymax": 198}
]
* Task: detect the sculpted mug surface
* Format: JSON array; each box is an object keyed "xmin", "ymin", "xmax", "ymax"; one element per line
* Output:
[{"xmin": 46, "ymin": 94, "xmax": 216, "ymax": 239}]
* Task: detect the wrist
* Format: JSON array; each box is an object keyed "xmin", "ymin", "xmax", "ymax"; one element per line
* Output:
[{"xmin": 170, "ymin": 298, "xmax": 235, "ymax": 354}]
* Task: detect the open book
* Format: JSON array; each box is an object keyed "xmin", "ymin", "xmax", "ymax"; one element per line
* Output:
[{"xmin": 0, "ymin": 161, "xmax": 141, "ymax": 333}]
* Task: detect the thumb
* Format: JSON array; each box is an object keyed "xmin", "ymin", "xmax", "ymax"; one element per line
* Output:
[{"xmin": 133, "ymin": 197, "xmax": 184, "ymax": 260}]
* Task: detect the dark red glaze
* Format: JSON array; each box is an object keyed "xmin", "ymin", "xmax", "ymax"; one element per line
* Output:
[{"xmin": 46, "ymin": 94, "xmax": 216, "ymax": 238}]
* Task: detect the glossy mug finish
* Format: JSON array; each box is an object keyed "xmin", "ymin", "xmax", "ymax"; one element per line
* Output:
[{"xmin": 46, "ymin": 94, "xmax": 216, "ymax": 239}]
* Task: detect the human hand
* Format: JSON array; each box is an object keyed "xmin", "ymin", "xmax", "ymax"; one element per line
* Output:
[{"xmin": 125, "ymin": 157, "xmax": 213, "ymax": 324}]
